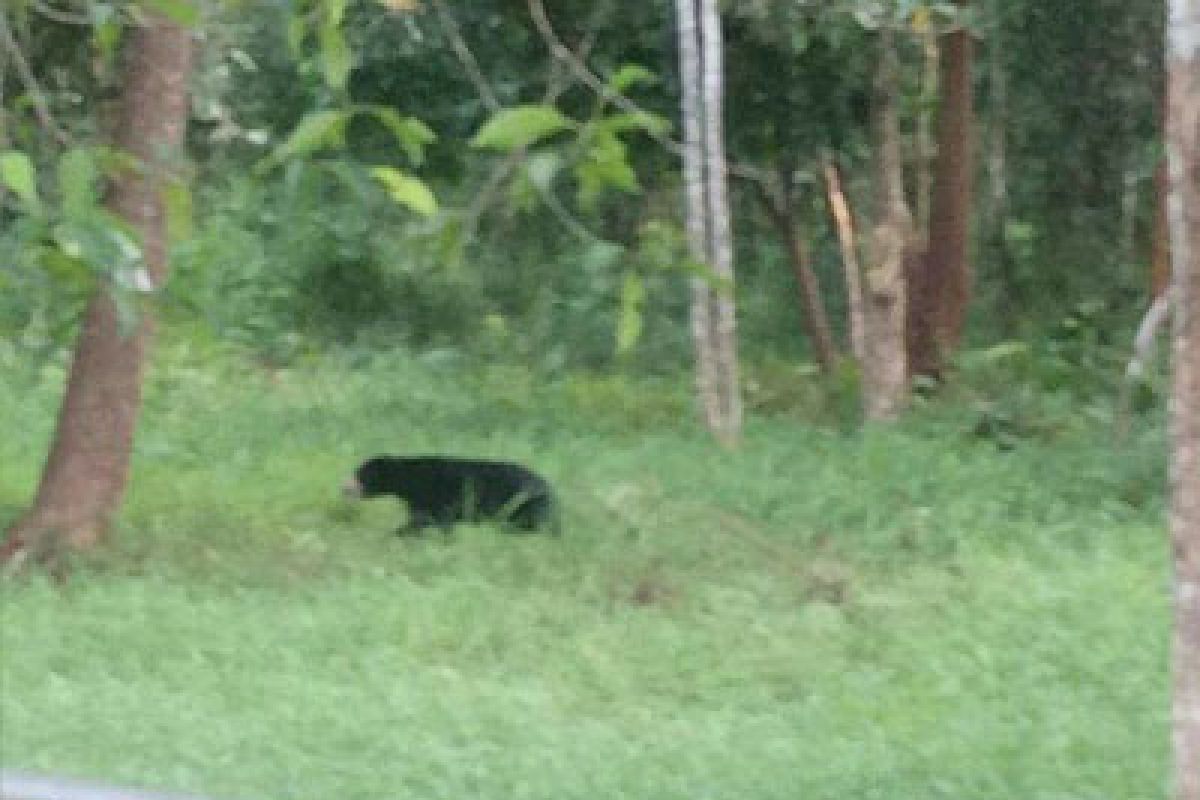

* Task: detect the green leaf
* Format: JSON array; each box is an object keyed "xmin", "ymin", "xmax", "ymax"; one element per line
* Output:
[
  {"xmin": 257, "ymin": 110, "xmax": 350, "ymax": 172},
  {"xmin": 360, "ymin": 106, "xmax": 436, "ymax": 165},
  {"xmin": 52, "ymin": 213, "xmax": 142, "ymax": 282},
  {"xmin": 319, "ymin": 21, "xmax": 352, "ymax": 90},
  {"xmin": 0, "ymin": 150, "xmax": 41, "ymax": 213},
  {"xmin": 286, "ymin": 14, "xmax": 307, "ymax": 59},
  {"xmin": 370, "ymin": 166, "xmax": 438, "ymax": 217},
  {"xmin": 596, "ymin": 110, "xmax": 672, "ymax": 139},
  {"xmin": 323, "ymin": 0, "xmax": 349, "ymax": 25},
  {"xmin": 616, "ymin": 271, "xmax": 645, "ymax": 355},
  {"xmin": 138, "ymin": 0, "xmax": 201, "ymax": 26},
  {"xmin": 58, "ymin": 148, "xmax": 100, "ymax": 218},
  {"xmin": 523, "ymin": 150, "xmax": 562, "ymax": 193},
  {"xmin": 608, "ymin": 64, "xmax": 656, "ymax": 93},
  {"xmin": 470, "ymin": 105, "xmax": 575, "ymax": 151},
  {"xmin": 575, "ymin": 130, "xmax": 638, "ymax": 210}
]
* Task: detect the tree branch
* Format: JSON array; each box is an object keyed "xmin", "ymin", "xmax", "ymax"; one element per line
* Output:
[
  {"xmin": 0, "ymin": 10, "xmax": 70, "ymax": 146},
  {"xmin": 525, "ymin": 0, "xmax": 767, "ymax": 187}
]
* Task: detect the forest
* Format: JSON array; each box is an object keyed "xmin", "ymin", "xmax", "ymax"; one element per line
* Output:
[{"xmin": 1, "ymin": 1, "xmax": 1199, "ymax": 798}]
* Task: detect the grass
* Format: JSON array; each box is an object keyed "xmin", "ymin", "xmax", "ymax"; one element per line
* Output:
[{"xmin": 0, "ymin": 340, "xmax": 1172, "ymax": 800}]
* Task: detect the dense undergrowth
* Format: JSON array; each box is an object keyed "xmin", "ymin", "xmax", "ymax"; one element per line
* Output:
[{"xmin": 0, "ymin": 335, "xmax": 1171, "ymax": 799}]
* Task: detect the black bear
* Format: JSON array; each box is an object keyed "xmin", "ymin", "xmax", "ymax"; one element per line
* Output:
[{"xmin": 343, "ymin": 456, "xmax": 560, "ymax": 535}]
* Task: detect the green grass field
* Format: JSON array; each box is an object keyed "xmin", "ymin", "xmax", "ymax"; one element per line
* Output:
[{"xmin": 0, "ymin": 342, "xmax": 1171, "ymax": 799}]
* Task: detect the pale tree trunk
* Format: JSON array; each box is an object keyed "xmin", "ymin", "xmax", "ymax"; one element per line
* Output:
[
  {"xmin": 2, "ymin": 15, "xmax": 193, "ymax": 571},
  {"xmin": 823, "ymin": 156, "xmax": 867, "ymax": 364},
  {"xmin": 677, "ymin": 0, "xmax": 741, "ymax": 444},
  {"xmin": 1166, "ymin": 3, "xmax": 1200, "ymax": 797},
  {"xmin": 908, "ymin": 0, "xmax": 974, "ymax": 380},
  {"xmin": 862, "ymin": 22, "xmax": 912, "ymax": 421}
]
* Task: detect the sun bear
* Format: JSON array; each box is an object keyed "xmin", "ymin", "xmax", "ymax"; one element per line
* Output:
[{"xmin": 343, "ymin": 456, "xmax": 560, "ymax": 535}]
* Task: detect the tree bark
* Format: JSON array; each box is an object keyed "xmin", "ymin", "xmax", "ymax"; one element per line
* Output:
[
  {"xmin": 909, "ymin": 0, "xmax": 974, "ymax": 380},
  {"xmin": 677, "ymin": 0, "xmax": 741, "ymax": 444},
  {"xmin": 758, "ymin": 184, "xmax": 840, "ymax": 373},
  {"xmin": 2, "ymin": 14, "xmax": 193, "ymax": 570},
  {"xmin": 1154, "ymin": 159, "xmax": 1173, "ymax": 300},
  {"xmin": 863, "ymin": 21, "xmax": 913, "ymax": 422},
  {"xmin": 1165, "ymin": 3, "xmax": 1200, "ymax": 796},
  {"xmin": 823, "ymin": 157, "xmax": 867, "ymax": 364}
]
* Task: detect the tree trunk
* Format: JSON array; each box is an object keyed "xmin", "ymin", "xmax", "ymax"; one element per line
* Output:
[
  {"xmin": 863, "ymin": 21, "xmax": 912, "ymax": 422},
  {"xmin": 909, "ymin": 0, "xmax": 974, "ymax": 380},
  {"xmin": 758, "ymin": 184, "xmax": 840, "ymax": 373},
  {"xmin": 1154, "ymin": 160, "xmax": 1173, "ymax": 299},
  {"xmin": 983, "ymin": 0, "xmax": 1019, "ymax": 333},
  {"xmin": 677, "ymin": 0, "xmax": 741, "ymax": 444},
  {"xmin": 2, "ymin": 15, "xmax": 193, "ymax": 570},
  {"xmin": 823, "ymin": 157, "xmax": 867, "ymax": 364},
  {"xmin": 1165, "ymin": 3, "xmax": 1200, "ymax": 796}
]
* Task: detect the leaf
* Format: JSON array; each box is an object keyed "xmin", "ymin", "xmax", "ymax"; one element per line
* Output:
[
  {"xmin": 608, "ymin": 64, "xmax": 656, "ymax": 93},
  {"xmin": 138, "ymin": 0, "xmax": 201, "ymax": 26},
  {"xmin": 286, "ymin": 14, "xmax": 307, "ymax": 59},
  {"xmin": 575, "ymin": 130, "xmax": 638, "ymax": 210},
  {"xmin": 375, "ymin": 0, "xmax": 421, "ymax": 10},
  {"xmin": 522, "ymin": 150, "xmax": 562, "ymax": 193},
  {"xmin": 360, "ymin": 106, "xmax": 436, "ymax": 165},
  {"xmin": 319, "ymin": 20, "xmax": 352, "ymax": 90},
  {"xmin": 257, "ymin": 110, "xmax": 350, "ymax": 172},
  {"xmin": 52, "ymin": 213, "xmax": 142, "ymax": 282},
  {"xmin": 470, "ymin": 105, "xmax": 575, "ymax": 151},
  {"xmin": 323, "ymin": 0, "xmax": 349, "ymax": 26},
  {"xmin": 58, "ymin": 148, "xmax": 100, "ymax": 218},
  {"xmin": 0, "ymin": 150, "xmax": 41, "ymax": 213},
  {"xmin": 596, "ymin": 110, "xmax": 672, "ymax": 139},
  {"xmin": 370, "ymin": 166, "xmax": 438, "ymax": 217},
  {"xmin": 616, "ymin": 271, "xmax": 646, "ymax": 355}
]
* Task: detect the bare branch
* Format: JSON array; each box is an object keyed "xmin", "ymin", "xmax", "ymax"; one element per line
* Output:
[
  {"xmin": 526, "ymin": 0, "xmax": 767, "ymax": 187},
  {"xmin": 0, "ymin": 10, "xmax": 70, "ymax": 146},
  {"xmin": 443, "ymin": 4, "xmax": 600, "ymax": 244},
  {"xmin": 432, "ymin": 0, "xmax": 500, "ymax": 112}
]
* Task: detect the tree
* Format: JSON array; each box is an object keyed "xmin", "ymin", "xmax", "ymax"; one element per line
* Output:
[
  {"xmin": 2, "ymin": 13, "xmax": 194, "ymax": 571},
  {"xmin": 676, "ymin": 0, "xmax": 741, "ymax": 444},
  {"xmin": 862, "ymin": 18, "xmax": 914, "ymax": 421},
  {"xmin": 908, "ymin": 0, "xmax": 974, "ymax": 380},
  {"xmin": 1165, "ymin": 4, "xmax": 1200, "ymax": 797}
]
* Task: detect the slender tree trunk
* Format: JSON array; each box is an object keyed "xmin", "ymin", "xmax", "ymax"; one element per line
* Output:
[
  {"xmin": 909, "ymin": 0, "xmax": 974, "ymax": 380},
  {"xmin": 863, "ymin": 22, "xmax": 912, "ymax": 421},
  {"xmin": 758, "ymin": 184, "xmax": 839, "ymax": 372},
  {"xmin": 1154, "ymin": 160, "xmax": 1173, "ymax": 299},
  {"xmin": 984, "ymin": 0, "xmax": 1019, "ymax": 333},
  {"xmin": 677, "ymin": 0, "xmax": 740, "ymax": 444},
  {"xmin": 823, "ymin": 157, "xmax": 867, "ymax": 364},
  {"xmin": 1165, "ymin": 3, "xmax": 1200, "ymax": 796},
  {"xmin": 2, "ymin": 15, "xmax": 192, "ymax": 570}
]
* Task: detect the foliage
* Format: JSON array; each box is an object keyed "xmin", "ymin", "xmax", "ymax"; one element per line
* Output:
[{"xmin": 0, "ymin": 344, "xmax": 1169, "ymax": 799}]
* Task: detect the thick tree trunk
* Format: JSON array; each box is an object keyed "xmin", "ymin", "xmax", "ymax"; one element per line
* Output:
[
  {"xmin": 1165, "ymin": 3, "xmax": 1200, "ymax": 796},
  {"xmin": 863, "ymin": 23, "xmax": 912, "ymax": 422},
  {"xmin": 2, "ymin": 15, "xmax": 192, "ymax": 569},
  {"xmin": 823, "ymin": 157, "xmax": 867, "ymax": 364},
  {"xmin": 677, "ymin": 0, "xmax": 741, "ymax": 444},
  {"xmin": 758, "ymin": 185, "xmax": 840, "ymax": 373},
  {"xmin": 909, "ymin": 0, "xmax": 974, "ymax": 380}
]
